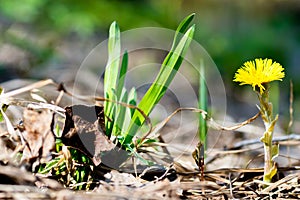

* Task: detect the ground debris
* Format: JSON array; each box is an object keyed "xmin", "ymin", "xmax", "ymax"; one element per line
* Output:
[
  {"xmin": 21, "ymin": 108, "xmax": 55, "ymax": 165},
  {"xmin": 1, "ymin": 79, "xmax": 300, "ymax": 199},
  {"xmin": 96, "ymin": 170, "xmax": 180, "ymax": 199},
  {"xmin": 176, "ymin": 167, "xmax": 300, "ymax": 199}
]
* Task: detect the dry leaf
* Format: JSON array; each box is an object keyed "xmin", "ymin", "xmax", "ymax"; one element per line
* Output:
[
  {"xmin": 62, "ymin": 105, "xmax": 115, "ymax": 166},
  {"xmin": 21, "ymin": 108, "xmax": 55, "ymax": 163}
]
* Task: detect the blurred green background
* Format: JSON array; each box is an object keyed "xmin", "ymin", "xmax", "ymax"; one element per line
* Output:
[{"xmin": 0, "ymin": 0, "xmax": 300, "ymax": 125}]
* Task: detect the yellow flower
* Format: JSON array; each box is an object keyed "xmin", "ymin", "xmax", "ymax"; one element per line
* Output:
[{"xmin": 234, "ymin": 58, "xmax": 285, "ymax": 94}]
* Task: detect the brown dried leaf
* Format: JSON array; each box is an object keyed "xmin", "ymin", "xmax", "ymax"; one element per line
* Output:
[
  {"xmin": 21, "ymin": 108, "xmax": 55, "ymax": 163},
  {"xmin": 62, "ymin": 105, "xmax": 115, "ymax": 166}
]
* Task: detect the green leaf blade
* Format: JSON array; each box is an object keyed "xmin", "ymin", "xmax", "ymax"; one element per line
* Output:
[
  {"xmin": 122, "ymin": 25, "xmax": 195, "ymax": 145},
  {"xmin": 116, "ymin": 50, "xmax": 128, "ymax": 99},
  {"xmin": 199, "ymin": 60, "xmax": 208, "ymax": 153},
  {"xmin": 128, "ymin": 87, "xmax": 137, "ymax": 117},
  {"xmin": 112, "ymin": 88, "xmax": 128, "ymax": 136},
  {"xmin": 163, "ymin": 13, "xmax": 195, "ymax": 67},
  {"xmin": 104, "ymin": 21, "xmax": 121, "ymax": 137}
]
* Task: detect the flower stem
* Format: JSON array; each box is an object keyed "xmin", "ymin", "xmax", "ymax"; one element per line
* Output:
[{"xmin": 257, "ymin": 85, "xmax": 278, "ymax": 183}]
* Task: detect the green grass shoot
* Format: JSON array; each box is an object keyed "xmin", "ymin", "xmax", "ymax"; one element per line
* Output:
[
  {"xmin": 122, "ymin": 14, "xmax": 195, "ymax": 145},
  {"xmin": 198, "ymin": 59, "xmax": 208, "ymax": 155},
  {"xmin": 102, "ymin": 14, "xmax": 195, "ymax": 149},
  {"xmin": 104, "ymin": 21, "xmax": 121, "ymax": 137}
]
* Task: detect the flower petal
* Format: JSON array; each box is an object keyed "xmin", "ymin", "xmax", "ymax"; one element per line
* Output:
[{"xmin": 233, "ymin": 58, "xmax": 285, "ymax": 94}]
